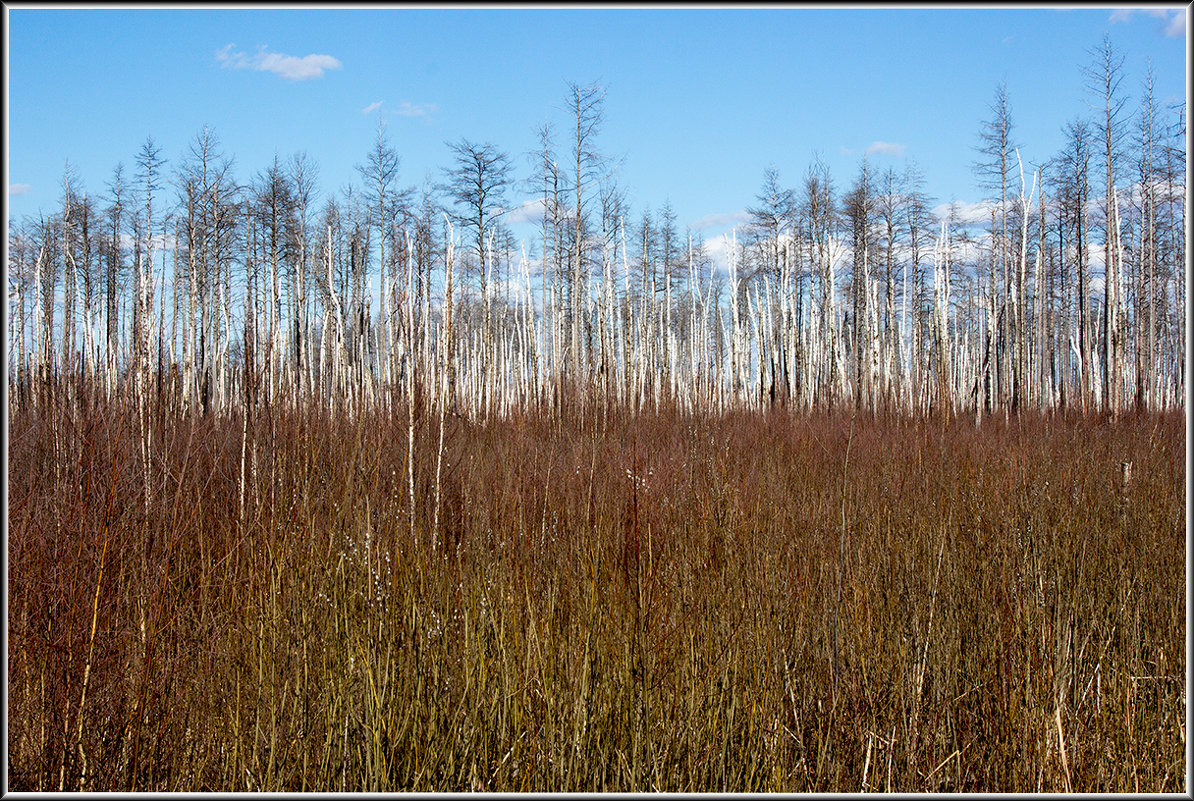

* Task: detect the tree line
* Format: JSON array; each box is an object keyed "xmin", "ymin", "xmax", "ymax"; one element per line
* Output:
[{"xmin": 7, "ymin": 38, "xmax": 1186, "ymax": 421}]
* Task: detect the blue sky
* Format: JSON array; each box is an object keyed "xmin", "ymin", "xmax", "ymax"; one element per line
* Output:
[{"xmin": 5, "ymin": 6, "xmax": 1188, "ymax": 256}]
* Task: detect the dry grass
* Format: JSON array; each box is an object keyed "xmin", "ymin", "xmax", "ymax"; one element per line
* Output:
[{"xmin": 7, "ymin": 386, "xmax": 1186, "ymax": 791}]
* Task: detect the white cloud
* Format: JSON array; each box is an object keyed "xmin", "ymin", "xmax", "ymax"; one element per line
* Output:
[
  {"xmin": 505, "ymin": 198, "xmax": 546, "ymax": 225},
  {"xmin": 391, "ymin": 101, "xmax": 436, "ymax": 118},
  {"xmin": 361, "ymin": 100, "xmax": 384, "ymax": 115},
  {"xmin": 932, "ymin": 199, "xmax": 995, "ymax": 227},
  {"xmin": 8, "ymin": 183, "xmax": 31, "ymax": 196},
  {"xmin": 865, "ymin": 141, "xmax": 907, "ymax": 158},
  {"xmin": 690, "ymin": 210, "xmax": 749, "ymax": 231},
  {"xmin": 703, "ymin": 228, "xmax": 768, "ymax": 277},
  {"xmin": 1162, "ymin": 9, "xmax": 1186, "ymax": 37},
  {"xmin": 217, "ymin": 44, "xmax": 342, "ymax": 81},
  {"xmin": 1109, "ymin": 8, "xmax": 1186, "ymax": 37},
  {"xmin": 704, "ymin": 233, "xmax": 732, "ymax": 276},
  {"xmin": 118, "ymin": 231, "xmax": 178, "ymax": 252}
]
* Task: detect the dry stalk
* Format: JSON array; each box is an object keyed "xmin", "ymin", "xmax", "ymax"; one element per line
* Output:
[
  {"xmin": 832, "ymin": 415, "xmax": 855, "ymax": 701},
  {"xmin": 73, "ymin": 531, "xmax": 110, "ymax": 790},
  {"xmin": 924, "ymin": 747, "xmax": 961, "ymax": 784},
  {"xmin": 916, "ymin": 537, "xmax": 947, "ymax": 705},
  {"xmin": 861, "ymin": 731, "xmax": 873, "ymax": 791},
  {"xmin": 433, "ymin": 221, "xmax": 456, "ymax": 551},
  {"xmin": 406, "ymin": 232, "xmax": 417, "ymax": 545},
  {"xmin": 1055, "ymin": 705, "xmax": 1073, "ymax": 792}
]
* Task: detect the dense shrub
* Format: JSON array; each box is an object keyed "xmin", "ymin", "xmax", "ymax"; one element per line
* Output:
[{"xmin": 8, "ymin": 391, "xmax": 1185, "ymax": 791}]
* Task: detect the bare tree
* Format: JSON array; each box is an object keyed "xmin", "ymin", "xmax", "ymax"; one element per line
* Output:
[
  {"xmin": 8, "ymin": 219, "xmax": 40, "ymax": 406},
  {"xmin": 1086, "ymin": 34, "xmax": 1129, "ymax": 413},
  {"xmin": 358, "ymin": 121, "xmax": 409, "ymax": 393},
  {"xmin": 135, "ymin": 138, "xmax": 166, "ymax": 370},
  {"xmin": 253, "ymin": 155, "xmax": 297, "ymax": 404},
  {"xmin": 1158, "ymin": 100, "xmax": 1185, "ymax": 406},
  {"xmin": 441, "ymin": 138, "xmax": 512, "ymax": 296},
  {"xmin": 177, "ymin": 127, "xmax": 234, "ymax": 414},
  {"xmin": 801, "ymin": 156, "xmax": 839, "ymax": 408},
  {"xmin": 441, "ymin": 138, "xmax": 512, "ymax": 414},
  {"xmin": 746, "ymin": 166, "xmax": 796, "ymax": 284},
  {"xmin": 903, "ymin": 160, "xmax": 936, "ymax": 411},
  {"xmin": 1057, "ymin": 119, "xmax": 1094, "ymax": 411},
  {"xmin": 876, "ymin": 166, "xmax": 907, "ymax": 408},
  {"xmin": 288, "ymin": 152, "xmax": 319, "ymax": 403},
  {"xmin": 103, "ymin": 163, "xmax": 129, "ymax": 387},
  {"xmin": 844, "ymin": 157, "xmax": 878, "ymax": 408},
  {"xmin": 973, "ymin": 81, "xmax": 1019, "ymax": 411},
  {"xmin": 1134, "ymin": 63, "xmax": 1159, "ymax": 409},
  {"xmin": 566, "ymin": 81, "xmax": 606, "ymax": 390},
  {"xmin": 58, "ymin": 162, "xmax": 83, "ymax": 377}
]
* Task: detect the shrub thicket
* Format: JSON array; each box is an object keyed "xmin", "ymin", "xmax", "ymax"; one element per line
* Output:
[{"xmin": 7, "ymin": 389, "xmax": 1186, "ymax": 792}]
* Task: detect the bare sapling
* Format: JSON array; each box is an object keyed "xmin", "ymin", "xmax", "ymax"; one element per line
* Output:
[{"xmin": 433, "ymin": 219, "xmax": 456, "ymax": 551}]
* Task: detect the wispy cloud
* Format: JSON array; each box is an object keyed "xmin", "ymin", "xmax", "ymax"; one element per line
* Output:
[
  {"xmin": 9, "ymin": 183, "xmax": 32, "ymax": 196},
  {"xmin": 391, "ymin": 101, "xmax": 437, "ymax": 118},
  {"xmin": 217, "ymin": 44, "xmax": 343, "ymax": 81},
  {"xmin": 1109, "ymin": 8, "xmax": 1186, "ymax": 37},
  {"xmin": 118, "ymin": 231, "xmax": 179, "ymax": 252},
  {"xmin": 932, "ymin": 199, "xmax": 996, "ymax": 226},
  {"xmin": 360, "ymin": 100, "xmax": 437, "ymax": 120},
  {"xmin": 690, "ymin": 210, "xmax": 749, "ymax": 231},
  {"xmin": 865, "ymin": 141, "xmax": 907, "ymax": 157},
  {"xmin": 506, "ymin": 198, "xmax": 546, "ymax": 225},
  {"xmin": 1162, "ymin": 9, "xmax": 1186, "ymax": 37},
  {"xmin": 704, "ymin": 233, "xmax": 732, "ymax": 276},
  {"xmin": 703, "ymin": 227, "xmax": 840, "ymax": 277}
]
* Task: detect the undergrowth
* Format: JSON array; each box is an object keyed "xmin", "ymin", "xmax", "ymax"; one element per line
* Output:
[{"xmin": 7, "ymin": 387, "xmax": 1186, "ymax": 791}]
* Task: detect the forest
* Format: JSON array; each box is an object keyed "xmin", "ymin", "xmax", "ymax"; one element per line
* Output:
[{"xmin": 7, "ymin": 35, "xmax": 1187, "ymax": 792}]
